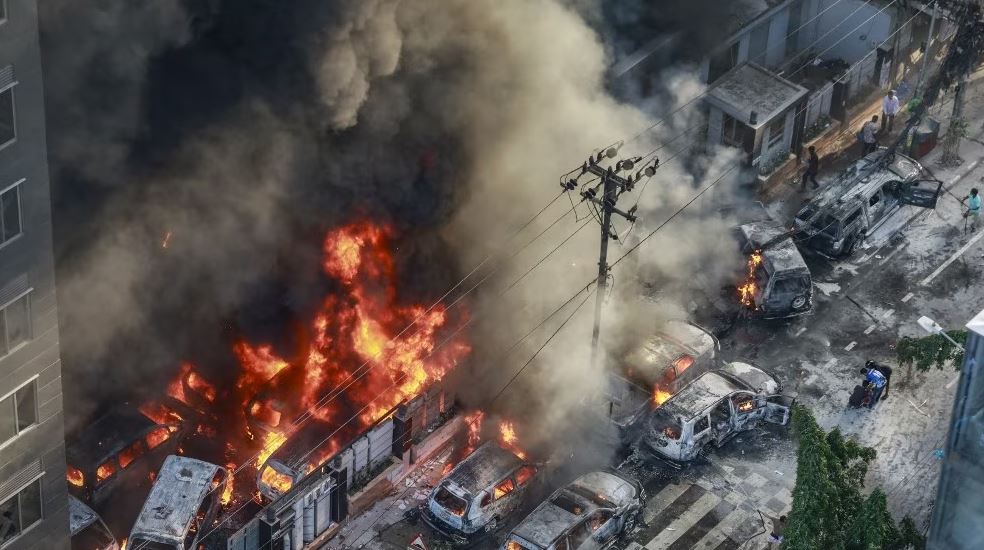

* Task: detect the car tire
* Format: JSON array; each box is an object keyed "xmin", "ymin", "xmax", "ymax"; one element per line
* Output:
[
  {"xmin": 791, "ymin": 295, "xmax": 808, "ymax": 310},
  {"xmin": 845, "ymin": 237, "xmax": 861, "ymax": 256}
]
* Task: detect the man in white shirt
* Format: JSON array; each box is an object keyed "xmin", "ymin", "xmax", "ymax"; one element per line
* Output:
[
  {"xmin": 860, "ymin": 115, "xmax": 879, "ymax": 158},
  {"xmin": 881, "ymin": 90, "xmax": 900, "ymax": 132}
]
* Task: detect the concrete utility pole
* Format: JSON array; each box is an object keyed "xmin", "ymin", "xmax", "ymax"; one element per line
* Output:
[
  {"xmin": 915, "ymin": 0, "xmax": 939, "ymax": 95},
  {"xmin": 562, "ymin": 146, "xmax": 645, "ymax": 369}
]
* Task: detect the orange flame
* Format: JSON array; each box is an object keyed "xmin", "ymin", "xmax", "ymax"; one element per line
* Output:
[
  {"xmin": 138, "ymin": 402, "xmax": 184, "ymax": 426},
  {"xmin": 738, "ymin": 251, "xmax": 763, "ymax": 307},
  {"xmin": 221, "ymin": 463, "xmax": 235, "ymax": 506},
  {"xmin": 499, "ymin": 421, "xmax": 527, "ymax": 460},
  {"xmin": 167, "ymin": 362, "xmax": 216, "ymax": 405},
  {"xmin": 67, "ymin": 466, "xmax": 84, "ymax": 488},
  {"xmin": 260, "ymin": 466, "xmax": 294, "ymax": 494},
  {"xmin": 653, "ymin": 387, "xmax": 672, "ymax": 406},
  {"xmin": 257, "ymin": 431, "xmax": 288, "ymax": 468},
  {"xmin": 120, "ymin": 538, "xmax": 127, "ymax": 550}
]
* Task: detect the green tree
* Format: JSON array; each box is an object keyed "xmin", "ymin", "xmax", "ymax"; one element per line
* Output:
[
  {"xmin": 896, "ymin": 330, "xmax": 967, "ymax": 384},
  {"xmin": 784, "ymin": 406, "xmax": 925, "ymax": 550}
]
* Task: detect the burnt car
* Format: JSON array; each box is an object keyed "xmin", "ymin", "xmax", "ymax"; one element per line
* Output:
[
  {"xmin": 642, "ymin": 362, "xmax": 794, "ymax": 463},
  {"xmin": 424, "ymin": 441, "xmax": 542, "ymax": 541},
  {"xmin": 128, "ymin": 456, "xmax": 228, "ymax": 550},
  {"xmin": 501, "ymin": 471, "xmax": 642, "ymax": 550},
  {"xmin": 794, "ymin": 149, "xmax": 941, "ymax": 258},
  {"xmin": 607, "ymin": 320, "xmax": 719, "ymax": 428},
  {"xmin": 69, "ymin": 495, "xmax": 118, "ymax": 550},
  {"xmin": 255, "ymin": 419, "xmax": 339, "ymax": 501},
  {"xmin": 737, "ymin": 222, "xmax": 813, "ymax": 318},
  {"xmin": 67, "ymin": 408, "xmax": 188, "ymax": 507}
]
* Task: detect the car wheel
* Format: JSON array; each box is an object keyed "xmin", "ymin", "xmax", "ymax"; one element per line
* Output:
[
  {"xmin": 791, "ymin": 295, "xmax": 808, "ymax": 310},
  {"xmin": 845, "ymin": 237, "xmax": 861, "ymax": 256},
  {"xmin": 484, "ymin": 516, "xmax": 498, "ymax": 533}
]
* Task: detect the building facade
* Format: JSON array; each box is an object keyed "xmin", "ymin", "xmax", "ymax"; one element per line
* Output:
[
  {"xmin": 928, "ymin": 309, "xmax": 984, "ymax": 549},
  {"xmin": 0, "ymin": 0, "xmax": 70, "ymax": 548}
]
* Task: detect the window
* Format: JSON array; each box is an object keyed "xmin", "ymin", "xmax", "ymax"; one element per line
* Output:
[
  {"xmin": 95, "ymin": 459, "xmax": 117, "ymax": 483},
  {"xmin": 514, "ymin": 465, "xmax": 536, "ymax": 486},
  {"xmin": 767, "ymin": 115, "xmax": 786, "ymax": 151},
  {"xmin": 749, "ymin": 22, "xmax": 770, "ymax": 65},
  {"xmin": 708, "ymin": 42, "xmax": 740, "ymax": 84},
  {"xmin": 869, "ymin": 192, "xmax": 881, "ymax": 207},
  {"xmin": 0, "ymin": 479, "xmax": 43, "ymax": 545},
  {"xmin": 493, "ymin": 478, "xmax": 515, "ymax": 500},
  {"xmin": 694, "ymin": 415, "xmax": 710, "ymax": 435},
  {"xmin": 145, "ymin": 426, "xmax": 170, "ymax": 450},
  {"xmin": 118, "ymin": 440, "xmax": 147, "ymax": 469},
  {"xmin": 0, "ymin": 182, "xmax": 21, "ymax": 245},
  {"xmin": 1, "ymin": 293, "xmax": 31, "ymax": 356},
  {"xmin": 722, "ymin": 113, "xmax": 745, "ymax": 148},
  {"xmin": 0, "ymin": 86, "xmax": 13, "ymax": 147},
  {"xmin": 0, "ymin": 379, "xmax": 37, "ymax": 445}
]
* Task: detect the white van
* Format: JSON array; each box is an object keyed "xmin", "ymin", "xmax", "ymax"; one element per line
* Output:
[
  {"xmin": 128, "ymin": 456, "xmax": 228, "ymax": 550},
  {"xmin": 69, "ymin": 495, "xmax": 118, "ymax": 550}
]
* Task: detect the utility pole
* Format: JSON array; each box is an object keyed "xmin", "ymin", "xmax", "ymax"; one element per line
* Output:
[
  {"xmin": 562, "ymin": 147, "xmax": 649, "ymax": 369},
  {"xmin": 915, "ymin": 0, "xmax": 939, "ymax": 95}
]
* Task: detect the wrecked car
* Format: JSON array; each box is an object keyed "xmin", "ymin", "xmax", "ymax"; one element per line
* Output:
[
  {"xmin": 606, "ymin": 320, "xmax": 719, "ymax": 428},
  {"xmin": 794, "ymin": 149, "xmax": 941, "ymax": 258},
  {"xmin": 501, "ymin": 471, "xmax": 642, "ymax": 550},
  {"xmin": 128, "ymin": 456, "xmax": 228, "ymax": 550},
  {"xmin": 737, "ymin": 222, "xmax": 813, "ymax": 318},
  {"xmin": 67, "ymin": 408, "xmax": 188, "ymax": 507},
  {"xmin": 424, "ymin": 441, "xmax": 541, "ymax": 541},
  {"xmin": 69, "ymin": 495, "xmax": 118, "ymax": 550},
  {"xmin": 642, "ymin": 362, "xmax": 794, "ymax": 463}
]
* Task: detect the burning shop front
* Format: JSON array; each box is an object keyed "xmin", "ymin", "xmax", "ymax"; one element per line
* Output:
[{"xmin": 227, "ymin": 385, "xmax": 457, "ymax": 550}]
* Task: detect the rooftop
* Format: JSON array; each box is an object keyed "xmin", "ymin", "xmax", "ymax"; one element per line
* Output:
[
  {"xmin": 664, "ymin": 372, "xmax": 744, "ymax": 418},
  {"xmin": 706, "ymin": 63, "xmax": 809, "ymax": 130},
  {"xmin": 67, "ymin": 408, "xmax": 160, "ymax": 467},
  {"xmin": 446, "ymin": 442, "xmax": 522, "ymax": 495}
]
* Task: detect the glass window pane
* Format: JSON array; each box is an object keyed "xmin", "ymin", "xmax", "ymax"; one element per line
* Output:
[
  {"xmin": 5, "ymin": 295, "xmax": 30, "ymax": 350},
  {"xmin": 0, "ymin": 491, "xmax": 21, "ymax": 543},
  {"xmin": 0, "ymin": 395, "xmax": 15, "ymax": 442},
  {"xmin": 18, "ymin": 480, "xmax": 42, "ymax": 531},
  {"xmin": 15, "ymin": 382, "xmax": 37, "ymax": 431},
  {"xmin": 1, "ymin": 185, "xmax": 21, "ymax": 242},
  {"xmin": 0, "ymin": 89, "xmax": 13, "ymax": 145},
  {"xmin": 0, "ymin": 307, "xmax": 6, "ymax": 355}
]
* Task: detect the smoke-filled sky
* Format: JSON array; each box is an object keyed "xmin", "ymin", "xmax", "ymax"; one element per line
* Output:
[{"xmin": 40, "ymin": 0, "xmax": 748, "ymax": 442}]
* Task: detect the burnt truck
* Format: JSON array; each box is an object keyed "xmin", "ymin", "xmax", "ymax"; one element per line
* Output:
[
  {"xmin": 642, "ymin": 362, "xmax": 793, "ymax": 463},
  {"xmin": 737, "ymin": 222, "xmax": 813, "ymax": 319},
  {"xmin": 606, "ymin": 320, "xmax": 719, "ymax": 429},
  {"xmin": 794, "ymin": 149, "xmax": 942, "ymax": 258}
]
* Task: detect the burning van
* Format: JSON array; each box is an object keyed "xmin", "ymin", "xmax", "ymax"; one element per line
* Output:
[
  {"xmin": 255, "ymin": 419, "xmax": 341, "ymax": 500},
  {"xmin": 641, "ymin": 362, "xmax": 793, "ymax": 463},
  {"xmin": 66, "ymin": 408, "xmax": 189, "ymax": 507},
  {"xmin": 607, "ymin": 320, "xmax": 719, "ymax": 428},
  {"xmin": 736, "ymin": 222, "xmax": 813, "ymax": 319},
  {"xmin": 69, "ymin": 495, "xmax": 118, "ymax": 550},
  {"xmin": 128, "ymin": 456, "xmax": 228, "ymax": 550},
  {"xmin": 424, "ymin": 441, "xmax": 541, "ymax": 541}
]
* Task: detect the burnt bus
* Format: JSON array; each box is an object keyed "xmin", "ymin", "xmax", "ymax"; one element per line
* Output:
[{"xmin": 66, "ymin": 408, "xmax": 188, "ymax": 508}]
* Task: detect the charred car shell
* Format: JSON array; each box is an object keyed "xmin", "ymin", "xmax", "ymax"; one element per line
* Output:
[
  {"xmin": 502, "ymin": 471, "xmax": 642, "ymax": 550},
  {"xmin": 425, "ymin": 442, "xmax": 541, "ymax": 541},
  {"xmin": 737, "ymin": 222, "xmax": 813, "ymax": 319},
  {"xmin": 642, "ymin": 362, "xmax": 793, "ymax": 463}
]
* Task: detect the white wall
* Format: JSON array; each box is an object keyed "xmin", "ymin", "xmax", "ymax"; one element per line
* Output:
[{"xmin": 815, "ymin": 0, "xmax": 892, "ymax": 63}]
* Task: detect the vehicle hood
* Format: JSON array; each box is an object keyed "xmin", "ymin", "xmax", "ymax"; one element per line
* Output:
[{"xmin": 512, "ymin": 501, "xmax": 581, "ymax": 548}]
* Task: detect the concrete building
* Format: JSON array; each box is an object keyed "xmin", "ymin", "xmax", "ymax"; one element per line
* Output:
[
  {"xmin": 928, "ymin": 309, "xmax": 984, "ymax": 549},
  {"xmin": 0, "ymin": 1, "xmax": 70, "ymax": 549}
]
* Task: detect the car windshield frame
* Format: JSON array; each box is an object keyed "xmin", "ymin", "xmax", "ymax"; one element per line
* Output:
[{"xmin": 434, "ymin": 484, "xmax": 469, "ymax": 516}]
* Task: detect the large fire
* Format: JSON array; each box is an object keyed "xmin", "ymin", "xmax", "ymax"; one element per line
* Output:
[
  {"xmin": 67, "ymin": 466, "xmax": 84, "ymax": 488},
  {"xmin": 738, "ymin": 251, "xmax": 763, "ymax": 307},
  {"xmin": 652, "ymin": 387, "xmax": 672, "ymax": 406},
  {"xmin": 499, "ymin": 421, "xmax": 527, "ymax": 460},
  {"xmin": 139, "ymin": 222, "xmax": 469, "ymax": 503}
]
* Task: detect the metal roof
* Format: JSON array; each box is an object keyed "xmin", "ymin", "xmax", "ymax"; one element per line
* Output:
[
  {"xmin": 68, "ymin": 495, "xmax": 99, "ymax": 534},
  {"xmin": 446, "ymin": 442, "xmax": 522, "ymax": 495},
  {"xmin": 623, "ymin": 321, "xmax": 716, "ymax": 382},
  {"xmin": 67, "ymin": 408, "xmax": 159, "ymax": 468},
  {"xmin": 798, "ymin": 150, "xmax": 922, "ymax": 219},
  {"xmin": 129, "ymin": 456, "xmax": 223, "ymax": 543},
  {"xmin": 662, "ymin": 372, "xmax": 745, "ymax": 418},
  {"xmin": 512, "ymin": 498, "xmax": 581, "ymax": 548}
]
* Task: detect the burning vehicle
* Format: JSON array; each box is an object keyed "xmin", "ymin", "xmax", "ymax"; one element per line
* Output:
[
  {"xmin": 127, "ymin": 456, "xmax": 229, "ymax": 550},
  {"xmin": 255, "ymin": 418, "xmax": 343, "ymax": 501},
  {"xmin": 69, "ymin": 495, "xmax": 118, "ymax": 550},
  {"xmin": 424, "ymin": 441, "xmax": 542, "ymax": 541},
  {"xmin": 642, "ymin": 362, "xmax": 793, "ymax": 463},
  {"xmin": 66, "ymin": 407, "xmax": 190, "ymax": 507},
  {"xmin": 736, "ymin": 222, "xmax": 813, "ymax": 319},
  {"xmin": 607, "ymin": 320, "xmax": 719, "ymax": 428},
  {"xmin": 794, "ymin": 149, "xmax": 942, "ymax": 258},
  {"xmin": 501, "ymin": 471, "xmax": 642, "ymax": 550}
]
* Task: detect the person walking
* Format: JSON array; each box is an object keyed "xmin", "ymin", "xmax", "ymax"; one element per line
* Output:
[
  {"xmin": 962, "ymin": 188, "xmax": 981, "ymax": 233},
  {"xmin": 860, "ymin": 366, "xmax": 888, "ymax": 407},
  {"xmin": 768, "ymin": 515, "xmax": 787, "ymax": 547},
  {"xmin": 801, "ymin": 146, "xmax": 820, "ymax": 189},
  {"xmin": 860, "ymin": 115, "xmax": 879, "ymax": 158},
  {"xmin": 881, "ymin": 90, "xmax": 900, "ymax": 133}
]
